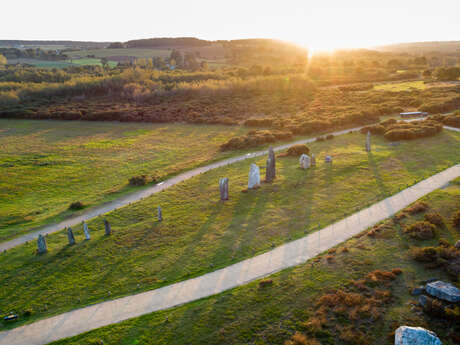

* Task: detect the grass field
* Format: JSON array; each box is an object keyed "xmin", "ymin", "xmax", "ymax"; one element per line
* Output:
[
  {"xmin": 0, "ymin": 120, "xmax": 249, "ymax": 241},
  {"xmin": 66, "ymin": 48, "xmax": 172, "ymax": 59},
  {"xmin": 6, "ymin": 58, "xmax": 74, "ymax": 68},
  {"xmin": 1, "ymin": 130, "xmax": 459, "ymax": 329},
  {"xmin": 67, "ymin": 58, "xmax": 118, "ymax": 68},
  {"xmin": 48, "ymin": 178, "xmax": 460, "ymax": 345},
  {"xmin": 374, "ymin": 80, "xmax": 427, "ymax": 92}
]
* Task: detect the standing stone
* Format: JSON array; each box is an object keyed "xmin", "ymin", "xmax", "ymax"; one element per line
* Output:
[
  {"xmin": 395, "ymin": 326, "xmax": 441, "ymax": 345},
  {"xmin": 83, "ymin": 221, "xmax": 90, "ymax": 240},
  {"xmin": 311, "ymin": 154, "xmax": 316, "ymax": 167},
  {"xmin": 325, "ymin": 155, "xmax": 332, "ymax": 163},
  {"xmin": 37, "ymin": 234, "xmax": 47, "ymax": 254},
  {"xmin": 248, "ymin": 163, "xmax": 261, "ymax": 189},
  {"xmin": 67, "ymin": 227, "xmax": 75, "ymax": 245},
  {"xmin": 299, "ymin": 154, "xmax": 311, "ymax": 169},
  {"xmin": 265, "ymin": 147, "xmax": 276, "ymax": 182},
  {"xmin": 104, "ymin": 219, "xmax": 111, "ymax": 235},
  {"xmin": 219, "ymin": 178, "xmax": 229, "ymax": 201},
  {"xmin": 366, "ymin": 131, "xmax": 371, "ymax": 152},
  {"xmin": 158, "ymin": 206, "xmax": 163, "ymax": 222}
]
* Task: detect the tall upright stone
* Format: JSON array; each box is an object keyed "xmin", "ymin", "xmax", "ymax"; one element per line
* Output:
[
  {"xmin": 219, "ymin": 178, "xmax": 229, "ymax": 200},
  {"xmin": 158, "ymin": 206, "xmax": 163, "ymax": 222},
  {"xmin": 366, "ymin": 131, "xmax": 371, "ymax": 152},
  {"xmin": 299, "ymin": 154, "xmax": 311, "ymax": 169},
  {"xmin": 104, "ymin": 219, "xmax": 111, "ymax": 235},
  {"xmin": 83, "ymin": 221, "xmax": 90, "ymax": 240},
  {"xmin": 37, "ymin": 234, "xmax": 47, "ymax": 254},
  {"xmin": 311, "ymin": 154, "xmax": 316, "ymax": 167},
  {"xmin": 67, "ymin": 227, "xmax": 75, "ymax": 245},
  {"xmin": 265, "ymin": 147, "xmax": 276, "ymax": 182},
  {"xmin": 248, "ymin": 163, "xmax": 261, "ymax": 189}
]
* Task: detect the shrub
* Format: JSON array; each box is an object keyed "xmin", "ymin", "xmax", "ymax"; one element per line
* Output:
[
  {"xmin": 258, "ymin": 279, "xmax": 273, "ymax": 288},
  {"xmin": 411, "ymin": 247, "xmax": 438, "ymax": 262},
  {"xmin": 360, "ymin": 124, "xmax": 385, "ymax": 135},
  {"xmin": 129, "ymin": 175, "xmax": 148, "ymax": 186},
  {"xmin": 315, "ymin": 136, "xmax": 325, "ymax": 142},
  {"xmin": 325, "ymin": 134, "xmax": 334, "ymax": 140},
  {"xmin": 404, "ymin": 221, "xmax": 436, "ymax": 240},
  {"xmin": 424, "ymin": 213, "xmax": 444, "ymax": 227},
  {"xmin": 452, "ymin": 210, "xmax": 460, "ymax": 229},
  {"xmin": 285, "ymin": 144, "xmax": 310, "ymax": 156},
  {"xmin": 69, "ymin": 201, "xmax": 85, "ymax": 210},
  {"xmin": 407, "ymin": 202, "xmax": 428, "ymax": 214}
]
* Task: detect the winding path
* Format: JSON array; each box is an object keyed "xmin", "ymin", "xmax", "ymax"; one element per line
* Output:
[
  {"xmin": 0, "ymin": 125, "xmax": 458, "ymax": 345},
  {"xmin": 0, "ymin": 126, "xmax": 364, "ymax": 252}
]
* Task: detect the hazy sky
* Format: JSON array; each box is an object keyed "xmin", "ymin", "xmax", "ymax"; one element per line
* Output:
[{"xmin": 3, "ymin": 0, "xmax": 459, "ymax": 51}]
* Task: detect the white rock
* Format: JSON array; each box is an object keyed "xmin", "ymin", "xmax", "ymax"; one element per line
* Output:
[
  {"xmin": 299, "ymin": 154, "xmax": 311, "ymax": 169},
  {"xmin": 248, "ymin": 163, "xmax": 260, "ymax": 189},
  {"xmin": 426, "ymin": 280, "xmax": 460, "ymax": 303},
  {"xmin": 395, "ymin": 326, "xmax": 441, "ymax": 345},
  {"xmin": 83, "ymin": 221, "xmax": 90, "ymax": 240}
]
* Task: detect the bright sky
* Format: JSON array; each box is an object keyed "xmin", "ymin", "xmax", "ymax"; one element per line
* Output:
[{"xmin": 2, "ymin": 0, "xmax": 459, "ymax": 52}]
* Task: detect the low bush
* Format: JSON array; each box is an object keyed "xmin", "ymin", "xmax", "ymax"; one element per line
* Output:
[
  {"xmin": 285, "ymin": 144, "xmax": 310, "ymax": 156},
  {"xmin": 452, "ymin": 210, "xmax": 460, "ymax": 229},
  {"xmin": 424, "ymin": 213, "xmax": 444, "ymax": 227},
  {"xmin": 69, "ymin": 201, "xmax": 85, "ymax": 210},
  {"xmin": 220, "ymin": 130, "xmax": 293, "ymax": 151},
  {"xmin": 129, "ymin": 175, "xmax": 148, "ymax": 186},
  {"xmin": 325, "ymin": 134, "xmax": 334, "ymax": 140},
  {"xmin": 404, "ymin": 221, "xmax": 436, "ymax": 240},
  {"xmin": 406, "ymin": 202, "xmax": 428, "ymax": 214}
]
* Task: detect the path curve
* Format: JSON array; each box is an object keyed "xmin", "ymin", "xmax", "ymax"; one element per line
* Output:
[
  {"xmin": 0, "ymin": 126, "xmax": 365, "ymax": 252},
  {"xmin": 1, "ymin": 164, "xmax": 459, "ymax": 345}
]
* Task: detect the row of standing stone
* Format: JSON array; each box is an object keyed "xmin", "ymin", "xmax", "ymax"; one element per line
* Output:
[{"xmin": 38, "ymin": 132, "xmax": 372, "ymax": 252}]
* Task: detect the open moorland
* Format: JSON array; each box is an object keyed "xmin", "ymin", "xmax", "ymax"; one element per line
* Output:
[
  {"xmin": 0, "ymin": 119, "xmax": 251, "ymax": 241},
  {"xmin": 0, "ymin": 130, "xmax": 459, "ymax": 330},
  {"xmin": 47, "ymin": 176, "xmax": 460, "ymax": 345}
]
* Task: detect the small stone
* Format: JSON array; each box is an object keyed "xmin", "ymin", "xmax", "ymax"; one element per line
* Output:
[
  {"xmin": 37, "ymin": 234, "xmax": 47, "ymax": 254},
  {"xmin": 265, "ymin": 146, "xmax": 276, "ymax": 182},
  {"xmin": 104, "ymin": 219, "xmax": 111, "ymax": 235},
  {"xmin": 83, "ymin": 221, "xmax": 90, "ymax": 240},
  {"xmin": 67, "ymin": 227, "xmax": 75, "ymax": 245},
  {"xmin": 219, "ymin": 177, "xmax": 229, "ymax": 201},
  {"xmin": 411, "ymin": 286, "xmax": 425, "ymax": 296},
  {"xmin": 157, "ymin": 206, "xmax": 163, "ymax": 222},
  {"xmin": 418, "ymin": 294, "xmax": 430, "ymax": 308},
  {"xmin": 325, "ymin": 155, "xmax": 332, "ymax": 163},
  {"xmin": 299, "ymin": 154, "xmax": 311, "ymax": 169},
  {"xmin": 248, "ymin": 163, "xmax": 261, "ymax": 189},
  {"xmin": 425, "ymin": 280, "xmax": 460, "ymax": 303},
  {"xmin": 394, "ymin": 326, "xmax": 441, "ymax": 345}
]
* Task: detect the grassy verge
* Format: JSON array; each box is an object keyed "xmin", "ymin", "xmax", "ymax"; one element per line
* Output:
[
  {"xmin": 0, "ymin": 130, "xmax": 459, "ymax": 329},
  {"xmin": 48, "ymin": 174, "xmax": 460, "ymax": 345}
]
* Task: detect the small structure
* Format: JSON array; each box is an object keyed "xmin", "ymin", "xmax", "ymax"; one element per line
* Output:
[
  {"xmin": 366, "ymin": 131, "xmax": 371, "ymax": 152},
  {"xmin": 104, "ymin": 219, "xmax": 111, "ymax": 235},
  {"xmin": 325, "ymin": 155, "xmax": 332, "ymax": 163},
  {"xmin": 400, "ymin": 111, "xmax": 428, "ymax": 118},
  {"xmin": 265, "ymin": 147, "xmax": 276, "ymax": 182},
  {"xmin": 67, "ymin": 227, "xmax": 76, "ymax": 245},
  {"xmin": 37, "ymin": 234, "xmax": 47, "ymax": 254},
  {"xmin": 83, "ymin": 221, "xmax": 90, "ymax": 240},
  {"xmin": 394, "ymin": 326, "xmax": 441, "ymax": 345},
  {"xmin": 158, "ymin": 206, "xmax": 163, "ymax": 222},
  {"xmin": 219, "ymin": 178, "xmax": 229, "ymax": 200},
  {"xmin": 248, "ymin": 164, "xmax": 261, "ymax": 189},
  {"xmin": 299, "ymin": 154, "xmax": 311, "ymax": 169}
]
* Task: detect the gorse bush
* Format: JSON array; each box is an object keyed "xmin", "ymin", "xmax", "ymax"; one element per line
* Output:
[{"xmin": 404, "ymin": 221, "xmax": 436, "ymax": 240}]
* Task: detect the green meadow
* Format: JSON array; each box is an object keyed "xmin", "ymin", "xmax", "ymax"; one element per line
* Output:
[
  {"xmin": 0, "ymin": 130, "xmax": 459, "ymax": 329},
  {"xmin": 49, "ymin": 178, "xmax": 460, "ymax": 345},
  {"xmin": 0, "ymin": 119, "xmax": 249, "ymax": 241}
]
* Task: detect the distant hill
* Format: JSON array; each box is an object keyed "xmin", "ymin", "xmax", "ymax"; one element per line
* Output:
[
  {"xmin": 376, "ymin": 41, "xmax": 460, "ymax": 54},
  {"xmin": 125, "ymin": 37, "xmax": 212, "ymax": 48},
  {"xmin": 0, "ymin": 40, "xmax": 110, "ymax": 49}
]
